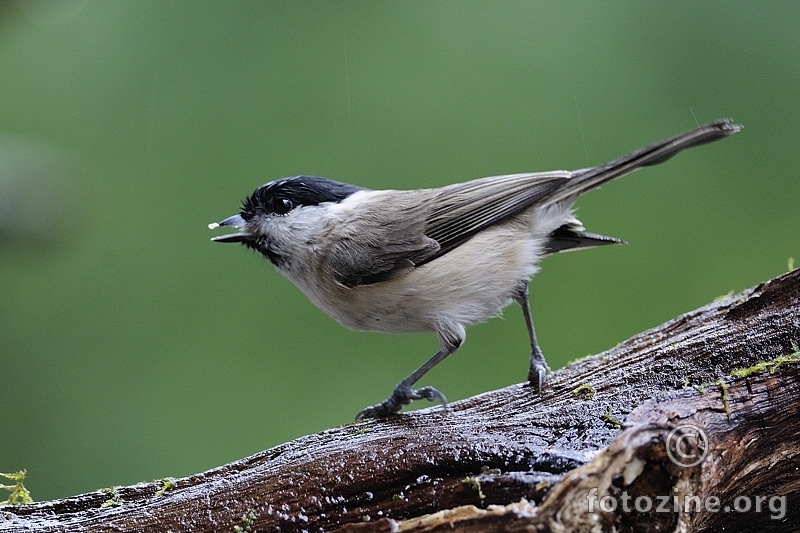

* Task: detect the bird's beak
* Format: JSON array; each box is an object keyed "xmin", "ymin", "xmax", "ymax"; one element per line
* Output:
[{"xmin": 208, "ymin": 214, "xmax": 251, "ymax": 243}]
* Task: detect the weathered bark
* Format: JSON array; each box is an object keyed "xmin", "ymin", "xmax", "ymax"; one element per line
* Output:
[{"xmin": 2, "ymin": 270, "xmax": 799, "ymax": 533}]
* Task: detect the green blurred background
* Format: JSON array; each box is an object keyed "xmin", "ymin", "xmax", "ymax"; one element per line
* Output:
[{"xmin": 1, "ymin": 1, "xmax": 797, "ymax": 501}]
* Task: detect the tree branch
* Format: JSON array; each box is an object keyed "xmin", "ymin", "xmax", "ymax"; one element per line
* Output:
[{"xmin": 3, "ymin": 270, "xmax": 799, "ymax": 532}]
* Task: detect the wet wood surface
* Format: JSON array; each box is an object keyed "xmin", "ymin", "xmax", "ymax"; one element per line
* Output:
[{"xmin": 2, "ymin": 270, "xmax": 798, "ymax": 532}]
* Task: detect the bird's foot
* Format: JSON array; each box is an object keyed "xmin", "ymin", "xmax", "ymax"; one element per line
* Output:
[
  {"xmin": 356, "ymin": 384, "xmax": 447, "ymax": 420},
  {"xmin": 527, "ymin": 359, "xmax": 550, "ymax": 394}
]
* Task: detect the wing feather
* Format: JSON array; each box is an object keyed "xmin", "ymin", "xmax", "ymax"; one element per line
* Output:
[
  {"xmin": 422, "ymin": 172, "xmax": 570, "ymax": 262},
  {"xmin": 326, "ymin": 191, "xmax": 440, "ymax": 287},
  {"xmin": 329, "ymin": 173, "xmax": 570, "ymax": 286}
]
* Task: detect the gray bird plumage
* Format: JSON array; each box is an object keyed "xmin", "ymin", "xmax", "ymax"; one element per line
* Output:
[{"xmin": 210, "ymin": 118, "xmax": 740, "ymax": 420}]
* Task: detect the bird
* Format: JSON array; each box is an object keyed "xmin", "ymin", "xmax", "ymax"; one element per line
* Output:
[{"xmin": 208, "ymin": 118, "xmax": 740, "ymax": 420}]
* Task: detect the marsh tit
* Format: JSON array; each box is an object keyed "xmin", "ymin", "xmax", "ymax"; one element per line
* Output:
[{"xmin": 209, "ymin": 119, "xmax": 740, "ymax": 420}]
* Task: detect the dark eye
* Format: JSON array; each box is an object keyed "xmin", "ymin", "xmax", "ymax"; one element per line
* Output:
[{"xmin": 273, "ymin": 198, "xmax": 293, "ymax": 215}]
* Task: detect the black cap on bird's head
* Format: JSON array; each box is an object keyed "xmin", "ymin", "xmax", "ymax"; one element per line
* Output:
[{"xmin": 208, "ymin": 175, "xmax": 365, "ymax": 245}]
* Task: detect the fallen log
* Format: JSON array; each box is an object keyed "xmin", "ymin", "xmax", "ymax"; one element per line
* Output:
[{"xmin": 2, "ymin": 269, "xmax": 799, "ymax": 532}]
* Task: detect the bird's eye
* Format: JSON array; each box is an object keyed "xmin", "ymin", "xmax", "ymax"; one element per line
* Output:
[{"xmin": 273, "ymin": 198, "xmax": 293, "ymax": 215}]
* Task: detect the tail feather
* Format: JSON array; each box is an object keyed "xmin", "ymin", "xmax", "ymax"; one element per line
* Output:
[
  {"xmin": 543, "ymin": 226, "xmax": 625, "ymax": 255},
  {"xmin": 544, "ymin": 118, "xmax": 741, "ymax": 205}
]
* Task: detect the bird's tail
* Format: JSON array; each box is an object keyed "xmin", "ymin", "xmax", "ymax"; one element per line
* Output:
[{"xmin": 543, "ymin": 118, "xmax": 741, "ymax": 205}]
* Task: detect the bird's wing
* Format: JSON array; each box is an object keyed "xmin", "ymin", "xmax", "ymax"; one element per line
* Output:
[
  {"xmin": 325, "ymin": 190, "xmax": 442, "ymax": 287},
  {"xmin": 328, "ymin": 120, "xmax": 741, "ymax": 287},
  {"xmin": 328, "ymin": 173, "xmax": 570, "ymax": 287},
  {"xmin": 421, "ymin": 172, "xmax": 571, "ymax": 262}
]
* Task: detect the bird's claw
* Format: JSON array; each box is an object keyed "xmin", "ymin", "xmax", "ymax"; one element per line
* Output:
[
  {"xmin": 356, "ymin": 384, "xmax": 447, "ymax": 420},
  {"xmin": 527, "ymin": 360, "xmax": 550, "ymax": 394}
]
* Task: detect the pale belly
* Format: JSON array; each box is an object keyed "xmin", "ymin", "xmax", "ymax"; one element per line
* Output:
[{"xmin": 300, "ymin": 219, "xmax": 550, "ymax": 334}]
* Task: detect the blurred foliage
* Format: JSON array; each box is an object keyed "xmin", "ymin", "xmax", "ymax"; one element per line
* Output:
[{"xmin": 0, "ymin": 1, "xmax": 797, "ymax": 501}]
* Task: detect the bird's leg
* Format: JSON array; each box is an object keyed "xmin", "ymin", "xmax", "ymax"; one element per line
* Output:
[
  {"xmin": 356, "ymin": 323, "xmax": 463, "ymax": 420},
  {"xmin": 514, "ymin": 281, "xmax": 550, "ymax": 393}
]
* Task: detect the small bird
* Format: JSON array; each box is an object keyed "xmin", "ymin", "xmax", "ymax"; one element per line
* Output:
[{"xmin": 209, "ymin": 119, "xmax": 740, "ymax": 420}]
